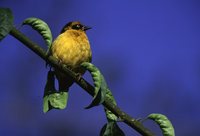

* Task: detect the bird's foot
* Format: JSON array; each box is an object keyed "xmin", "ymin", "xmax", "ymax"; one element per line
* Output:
[
  {"xmin": 57, "ymin": 59, "xmax": 64, "ymax": 66},
  {"xmin": 75, "ymin": 73, "xmax": 82, "ymax": 81}
]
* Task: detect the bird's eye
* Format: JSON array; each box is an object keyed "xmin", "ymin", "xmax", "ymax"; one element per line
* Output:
[{"xmin": 72, "ymin": 24, "xmax": 82, "ymax": 30}]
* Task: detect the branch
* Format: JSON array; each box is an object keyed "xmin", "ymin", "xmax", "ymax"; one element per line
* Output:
[{"xmin": 9, "ymin": 27, "xmax": 154, "ymax": 136}]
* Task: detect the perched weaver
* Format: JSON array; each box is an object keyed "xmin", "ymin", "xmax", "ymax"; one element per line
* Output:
[{"xmin": 49, "ymin": 21, "xmax": 92, "ymax": 107}]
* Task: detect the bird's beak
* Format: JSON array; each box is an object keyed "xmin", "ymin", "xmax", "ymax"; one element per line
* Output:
[{"xmin": 83, "ymin": 26, "xmax": 92, "ymax": 31}]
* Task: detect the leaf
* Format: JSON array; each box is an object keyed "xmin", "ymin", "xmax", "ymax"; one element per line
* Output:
[
  {"xmin": 100, "ymin": 122, "xmax": 125, "ymax": 136},
  {"xmin": 0, "ymin": 8, "xmax": 13, "ymax": 41},
  {"xmin": 43, "ymin": 92, "xmax": 68, "ymax": 113},
  {"xmin": 43, "ymin": 71, "xmax": 68, "ymax": 113},
  {"xmin": 81, "ymin": 62, "xmax": 106, "ymax": 109},
  {"xmin": 49, "ymin": 92, "xmax": 68, "ymax": 109},
  {"xmin": 104, "ymin": 108, "xmax": 118, "ymax": 122},
  {"xmin": 85, "ymin": 74, "xmax": 107, "ymax": 109},
  {"xmin": 81, "ymin": 62, "xmax": 102, "ymax": 93},
  {"xmin": 104, "ymin": 88, "xmax": 118, "ymax": 121},
  {"xmin": 148, "ymin": 113, "xmax": 175, "ymax": 136},
  {"xmin": 81, "ymin": 62, "xmax": 118, "ymax": 121},
  {"xmin": 22, "ymin": 17, "xmax": 52, "ymax": 48},
  {"xmin": 43, "ymin": 94, "xmax": 50, "ymax": 113}
]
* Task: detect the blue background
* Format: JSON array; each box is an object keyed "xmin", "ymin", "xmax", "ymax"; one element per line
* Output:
[{"xmin": 1, "ymin": 0, "xmax": 200, "ymax": 135}]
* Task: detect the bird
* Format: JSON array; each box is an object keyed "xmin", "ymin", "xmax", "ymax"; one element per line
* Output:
[{"xmin": 48, "ymin": 21, "xmax": 92, "ymax": 107}]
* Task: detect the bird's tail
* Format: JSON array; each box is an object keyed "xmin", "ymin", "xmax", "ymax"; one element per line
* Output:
[{"xmin": 57, "ymin": 75, "xmax": 74, "ymax": 91}]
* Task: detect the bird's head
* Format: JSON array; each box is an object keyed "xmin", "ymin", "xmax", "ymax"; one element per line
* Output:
[{"xmin": 60, "ymin": 21, "xmax": 91, "ymax": 33}]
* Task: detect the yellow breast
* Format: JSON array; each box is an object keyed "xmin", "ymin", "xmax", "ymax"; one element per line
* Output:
[{"xmin": 51, "ymin": 30, "xmax": 92, "ymax": 72}]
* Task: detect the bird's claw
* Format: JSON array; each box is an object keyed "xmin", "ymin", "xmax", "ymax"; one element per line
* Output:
[{"xmin": 75, "ymin": 73, "xmax": 82, "ymax": 81}]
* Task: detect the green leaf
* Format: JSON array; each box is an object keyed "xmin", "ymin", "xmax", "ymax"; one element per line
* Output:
[
  {"xmin": 100, "ymin": 122, "xmax": 125, "ymax": 136},
  {"xmin": 148, "ymin": 113, "xmax": 175, "ymax": 136},
  {"xmin": 0, "ymin": 8, "xmax": 13, "ymax": 41},
  {"xmin": 22, "ymin": 17, "xmax": 52, "ymax": 48},
  {"xmin": 81, "ymin": 62, "xmax": 106, "ymax": 109},
  {"xmin": 85, "ymin": 75, "xmax": 107, "ymax": 109},
  {"xmin": 104, "ymin": 88, "xmax": 118, "ymax": 121},
  {"xmin": 43, "ymin": 94, "xmax": 50, "ymax": 113},
  {"xmin": 43, "ymin": 92, "xmax": 68, "ymax": 113},
  {"xmin": 81, "ymin": 62, "xmax": 102, "ymax": 93},
  {"xmin": 81, "ymin": 62, "xmax": 118, "ymax": 121},
  {"xmin": 43, "ymin": 71, "xmax": 68, "ymax": 113},
  {"xmin": 49, "ymin": 92, "xmax": 68, "ymax": 109}
]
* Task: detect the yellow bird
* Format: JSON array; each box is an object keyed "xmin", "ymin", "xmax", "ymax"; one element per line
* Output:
[{"xmin": 49, "ymin": 21, "xmax": 92, "ymax": 104}]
